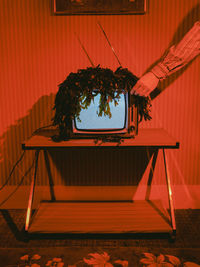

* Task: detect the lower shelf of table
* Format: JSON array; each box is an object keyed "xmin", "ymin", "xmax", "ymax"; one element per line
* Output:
[{"xmin": 28, "ymin": 200, "xmax": 172, "ymax": 234}]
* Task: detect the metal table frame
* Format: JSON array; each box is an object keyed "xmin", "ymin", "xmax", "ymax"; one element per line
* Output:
[{"xmin": 22, "ymin": 128, "xmax": 179, "ymax": 238}]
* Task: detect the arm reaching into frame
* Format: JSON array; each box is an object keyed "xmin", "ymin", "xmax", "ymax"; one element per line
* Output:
[{"xmin": 131, "ymin": 21, "xmax": 200, "ymax": 97}]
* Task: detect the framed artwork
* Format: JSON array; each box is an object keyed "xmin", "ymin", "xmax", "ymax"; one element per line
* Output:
[{"xmin": 54, "ymin": 0, "xmax": 147, "ymax": 15}]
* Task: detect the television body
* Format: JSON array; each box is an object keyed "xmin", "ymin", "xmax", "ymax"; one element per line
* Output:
[{"xmin": 71, "ymin": 91, "xmax": 138, "ymax": 139}]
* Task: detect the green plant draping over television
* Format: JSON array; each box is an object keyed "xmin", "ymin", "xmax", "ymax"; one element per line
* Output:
[{"xmin": 52, "ymin": 66, "xmax": 151, "ymax": 140}]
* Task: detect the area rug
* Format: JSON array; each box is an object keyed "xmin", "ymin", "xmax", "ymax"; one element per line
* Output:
[
  {"xmin": 1, "ymin": 247, "xmax": 200, "ymax": 267},
  {"xmin": 1, "ymin": 209, "xmax": 200, "ymax": 266}
]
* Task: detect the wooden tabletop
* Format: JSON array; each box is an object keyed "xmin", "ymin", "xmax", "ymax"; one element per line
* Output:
[{"xmin": 22, "ymin": 128, "xmax": 179, "ymax": 150}]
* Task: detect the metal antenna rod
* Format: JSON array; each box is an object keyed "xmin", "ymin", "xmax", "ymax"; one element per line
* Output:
[
  {"xmin": 97, "ymin": 21, "xmax": 122, "ymax": 67},
  {"xmin": 74, "ymin": 32, "xmax": 95, "ymax": 67}
]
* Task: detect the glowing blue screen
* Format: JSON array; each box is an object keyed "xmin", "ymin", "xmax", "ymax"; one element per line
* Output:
[{"xmin": 75, "ymin": 93, "xmax": 126, "ymax": 130}]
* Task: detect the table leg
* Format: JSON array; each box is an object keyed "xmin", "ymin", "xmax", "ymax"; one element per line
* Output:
[
  {"xmin": 44, "ymin": 150, "xmax": 56, "ymax": 201},
  {"xmin": 162, "ymin": 149, "xmax": 176, "ymax": 237},
  {"xmin": 25, "ymin": 150, "xmax": 40, "ymax": 231},
  {"xmin": 145, "ymin": 148, "xmax": 158, "ymax": 200}
]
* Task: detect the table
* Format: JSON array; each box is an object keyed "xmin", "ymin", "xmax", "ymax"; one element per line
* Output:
[{"xmin": 22, "ymin": 128, "xmax": 179, "ymax": 237}]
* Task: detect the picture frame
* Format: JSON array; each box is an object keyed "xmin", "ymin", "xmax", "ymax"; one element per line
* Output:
[{"xmin": 54, "ymin": 0, "xmax": 147, "ymax": 15}]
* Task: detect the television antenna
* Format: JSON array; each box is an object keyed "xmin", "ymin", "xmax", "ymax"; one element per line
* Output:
[
  {"xmin": 75, "ymin": 23, "xmax": 122, "ymax": 67},
  {"xmin": 97, "ymin": 21, "xmax": 122, "ymax": 67},
  {"xmin": 74, "ymin": 31, "xmax": 95, "ymax": 67}
]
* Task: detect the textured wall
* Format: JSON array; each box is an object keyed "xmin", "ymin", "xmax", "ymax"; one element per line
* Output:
[{"xmin": 0, "ymin": 0, "xmax": 200, "ymax": 207}]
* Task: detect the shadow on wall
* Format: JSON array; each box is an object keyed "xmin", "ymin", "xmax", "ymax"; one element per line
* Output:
[
  {"xmin": 0, "ymin": 93, "xmax": 55, "ymax": 189},
  {"xmin": 149, "ymin": 3, "xmax": 200, "ymax": 100},
  {"xmin": 0, "ymin": 89, "xmax": 156, "ymax": 198}
]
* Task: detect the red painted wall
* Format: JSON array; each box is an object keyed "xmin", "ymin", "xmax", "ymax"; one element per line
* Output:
[{"xmin": 0, "ymin": 0, "xmax": 200, "ymax": 208}]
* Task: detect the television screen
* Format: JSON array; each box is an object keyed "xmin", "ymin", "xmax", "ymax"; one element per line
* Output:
[{"xmin": 73, "ymin": 91, "xmax": 128, "ymax": 134}]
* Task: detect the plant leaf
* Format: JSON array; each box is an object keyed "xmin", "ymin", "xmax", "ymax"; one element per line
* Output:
[
  {"xmin": 157, "ymin": 254, "xmax": 165, "ymax": 263},
  {"xmin": 20, "ymin": 254, "xmax": 29, "ymax": 261},
  {"xmin": 114, "ymin": 259, "xmax": 128, "ymax": 266},
  {"xmin": 184, "ymin": 262, "xmax": 200, "ymax": 267},
  {"xmin": 31, "ymin": 254, "xmax": 41, "ymax": 260},
  {"xmin": 166, "ymin": 255, "xmax": 181, "ymax": 266},
  {"xmin": 140, "ymin": 258, "xmax": 155, "ymax": 264},
  {"xmin": 83, "ymin": 252, "xmax": 111, "ymax": 266},
  {"xmin": 52, "ymin": 257, "xmax": 62, "ymax": 262},
  {"xmin": 143, "ymin": 253, "xmax": 156, "ymax": 261},
  {"xmin": 45, "ymin": 260, "xmax": 52, "ymax": 266}
]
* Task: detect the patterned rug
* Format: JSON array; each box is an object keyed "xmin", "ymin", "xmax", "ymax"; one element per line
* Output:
[
  {"xmin": 1, "ymin": 247, "xmax": 200, "ymax": 266},
  {"xmin": 1, "ymin": 209, "xmax": 200, "ymax": 266}
]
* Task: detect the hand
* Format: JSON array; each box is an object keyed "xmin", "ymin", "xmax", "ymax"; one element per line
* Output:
[{"xmin": 130, "ymin": 72, "xmax": 159, "ymax": 97}]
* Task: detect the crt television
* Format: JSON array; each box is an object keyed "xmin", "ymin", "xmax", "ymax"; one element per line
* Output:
[{"xmin": 71, "ymin": 91, "xmax": 138, "ymax": 138}]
